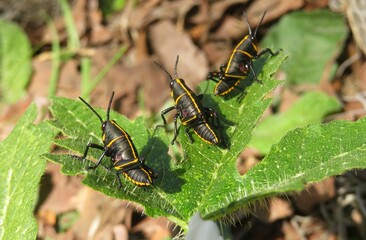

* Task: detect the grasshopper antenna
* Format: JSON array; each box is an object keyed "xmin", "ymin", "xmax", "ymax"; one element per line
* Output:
[
  {"xmin": 79, "ymin": 96, "xmax": 104, "ymax": 124},
  {"xmin": 106, "ymin": 91, "xmax": 115, "ymax": 121},
  {"xmin": 254, "ymin": 10, "xmax": 267, "ymax": 38}
]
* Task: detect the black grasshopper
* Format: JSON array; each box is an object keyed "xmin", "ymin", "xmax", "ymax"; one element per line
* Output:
[
  {"xmin": 207, "ymin": 11, "xmax": 280, "ymax": 96},
  {"xmin": 155, "ymin": 55, "xmax": 224, "ymax": 147},
  {"xmin": 74, "ymin": 92, "xmax": 157, "ymax": 187}
]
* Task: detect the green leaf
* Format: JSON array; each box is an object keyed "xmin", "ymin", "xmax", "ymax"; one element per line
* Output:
[
  {"xmin": 45, "ymin": 51, "xmax": 366, "ymax": 231},
  {"xmin": 0, "ymin": 104, "xmax": 57, "ymax": 239},
  {"xmin": 45, "ymin": 96, "xmax": 185, "ymax": 218},
  {"xmin": 249, "ymin": 91, "xmax": 342, "ymax": 154},
  {"xmin": 0, "ymin": 20, "xmax": 32, "ymax": 103},
  {"xmin": 262, "ymin": 9, "xmax": 348, "ymax": 85},
  {"xmin": 99, "ymin": 0, "xmax": 126, "ymax": 17},
  {"xmin": 45, "ymin": 52, "xmax": 287, "ymax": 231},
  {"xmin": 203, "ymin": 117, "xmax": 366, "ymax": 220}
]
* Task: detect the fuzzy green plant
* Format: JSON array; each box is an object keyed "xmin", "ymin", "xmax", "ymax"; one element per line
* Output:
[
  {"xmin": 0, "ymin": 19, "xmax": 32, "ymax": 104},
  {"xmin": 0, "ymin": 105, "xmax": 58, "ymax": 239},
  {"xmin": 262, "ymin": 9, "xmax": 348, "ymax": 85},
  {"xmin": 44, "ymin": 51, "xmax": 366, "ymax": 232}
]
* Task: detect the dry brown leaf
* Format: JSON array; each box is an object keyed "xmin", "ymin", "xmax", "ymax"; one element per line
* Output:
[
  {"xmin": 186, "ymin": 1, "xmax": 209, "ymax": 25},
  {"xmin": 29, "ymin": 58, "xmax": 52, "ymax": 98},
  {"xmin": 149, "ymin": 20, "xmax": 208, "ymax": 86},
  {"xmin": 71, "ymin": 0, "xmax": 87, "ymax": 38},
  {"xmin": 210, "ymin": 0, "xmax": 250, "ymax": 24},
  {"xmin": 72, "ymin": 188, "xmax": 135, "ymax": 239},
  {"xmin": 202, "ymin": 41, "xmax": 231, "ymax": 69},
  {"xmin": 282, "ymin": 220, "xmax": 302, "ymax": 240},
  {"xmin": 290, "ymin": 216, "xmax": 336, "ymax": 240},
  {"xmin": 36, "ymin": 162, "xmax": 83, "ymax": 239},
  {"xmin": 293, "ymin": 178, "xmax": 336, "ymax": 214},
  {"xmin": 256, "ymin": 197, "xmax": 294, "ymax": 223},
  {"xmin": 88, "ymin": 0, "xmax": 112, "ymax": 45},
  {"xmin": 113, "ymin": 224, "xmax": 129, "ymax": 240},
  {"xmin": 57, "ymin": 60, "xmax": 82, "ymax": 99},
  {"xmin": 127, "ymin": 0, "xmax": 166, "ymax": 30},
  {"xmin": 304, "ymin": 0, "xmax": 329, "ymax": 9},
  {"xmin": 134, "ymin": 30, "xmax": 150, "ymax": 62},
  {"xmin": 133, "ymin": 217, "xmax": 173, "ymax": 240},
  {"xmin": 247, "ymin": 0, "xmax": 304, "ymax": 21},
  {"xmin": 0, "ymin": 96, "xmax": 33, "ymax": 140},
  {"xmin": 135, "ymin": 60, "xmax": 171, "ymax": 112},
  {"xmin": 212, "ymin": 15, "xmax": 247, "ymax": 40},
  {"xmin": 90, "ymin": 54, "xmax": 169, "ymax": 116},
  {"xmin": 355, "ymin": 61, "xmax": 366, "ymax": 92},
  {"xmin": 37, "ymin": 162, "xmax": 82, "ymax": 214}
]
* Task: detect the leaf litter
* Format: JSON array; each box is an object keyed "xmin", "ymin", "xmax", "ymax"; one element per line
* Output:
[{"xmin": 1, "ymin": 0, "xmax": 366, "ymax": 239}]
